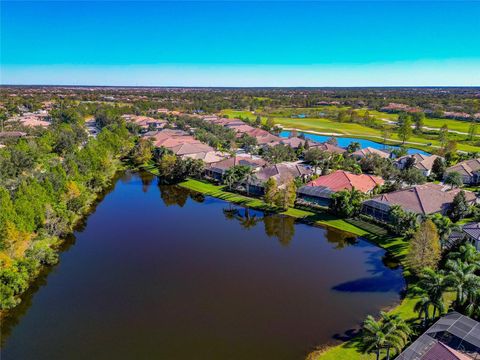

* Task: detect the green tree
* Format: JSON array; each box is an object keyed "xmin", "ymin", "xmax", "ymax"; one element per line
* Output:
[
  {"xmin": 361, "ymin": 315, "xmax": 387, "ymax": 360},
  {"xmin": 130, "ymin": 138, "xmax": 154, "ymax": 166},
  {"xmin": 431, "ymin": 157, "xmax": 446, "ymax": 181},
  {"xmin": 439, "ymin": 124, "xmax": 449, "ymax": 147},
  {"xmin": 446, "ymin": 259, "xmax": 479, "ymax": 306},
  {"xmin": 329, "ymin": 189, "xmax": 364, "ymax": 218},
  {"xmin": 412, "ymin": 112, "xmax": 425, "ymax": 133},
  {"xmin": 397, "ymin": 115, "xmax": 412, "ymax": 144},
  {"xmin": 444, "ymin": 171, "xmax": 463, "ymax": 189},
  {"xmin": 407, "ymin": 219, "xmax": 441, "ymax": 275},
  {"xmin": 468, "ymin": 123, "xmax": 478, "ymax": 141},
  {"xmin": 389, "ymin": 205, "xmax": 418, "ymax": 236},
  {"xmin": 415, "ymin": 267, "xmax": 448, "ymax": 319},
  {"xmin": 264, "ymin": 177, "xmax": 278, "ymax": 206},
  {"xmin": 448, "ymin": 190, "xmax": 469, "ymax": 222},
  {"xmin": 274, "ymin": 179, "xmax": 296, "ymax": 210}
]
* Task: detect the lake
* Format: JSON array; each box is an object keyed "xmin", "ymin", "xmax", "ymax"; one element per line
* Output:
[
  {"xmin": 280, "ymin": 130, "xmax": 430, "ymax": 155},
  {"xmin": 1, "ymin": 172, "xmax": 405, "ymax": 360}
]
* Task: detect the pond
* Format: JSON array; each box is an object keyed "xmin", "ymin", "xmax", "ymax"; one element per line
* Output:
[
  {"xmin": 280, "ymin": 130, "xmax": 430, "ymax": 155},
  {"xmin": 1, "ymin": 172, "xmax": 405, "ymax": 360}
]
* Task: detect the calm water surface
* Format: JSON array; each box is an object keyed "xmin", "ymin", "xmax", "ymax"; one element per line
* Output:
[
  {"xmin": 280, "ymin": 130, "xmax": 430, "ymax": 155},
  {"xmin": 1, "ymin": 172, "xmax": 405, "ymax": 360}
]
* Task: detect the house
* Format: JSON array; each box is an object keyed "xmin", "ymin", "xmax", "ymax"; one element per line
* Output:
[
  {"xmin": 362, "ymin": 183, "xmax": 477, "ymax": 222},
  {"xmin": 396, "ymin": 312, "xmax": 480, "ymax": 360},
  {"xmin": 351, "ymin": 147, "xmax": 390, "ymax": 159},
  {"xmin": 270, "ymin": 136, "xmax": 307, "ymax": 149},
  {"xmin": 445, "ymin": 159, "xmax": 480, "ymax": 185},
  {"xmin": 169, "ymin": 142, "xmax": 214, "ymax": 157},
  {"xmin": 204, "ymin": 154, "xmax": 267, "ymax": 181},
  {"xmin": 248, "ymin": 162, "xmax": 313, "ymax": 195},
  {"xmin": 182, "ymin": 150, "xmax": 229, "ymax": 164},
  {"xmin": 450, "ymin": 222, "xmax": 480, "ymax": 251},
  {"xmin": 309, "ymin": 142, "xmax": 346, "ymax": 154},
  {"xmin": 121, "ymin": 115, "xmax": 167, "ymax": 131},
  {"xmin": 298, "ymin": 170, "xmax": 384, "ymax": 206},
  {"xmin": 245, "ymin": 128, "xmax": 281, "ymax": 145},
  {"xmin": 0, "ymin": 131, "xmax": 27, "ymax": 139},
  {"xmin": 396, "ymin": 154, "xmax": 443, "ymax": 176}
]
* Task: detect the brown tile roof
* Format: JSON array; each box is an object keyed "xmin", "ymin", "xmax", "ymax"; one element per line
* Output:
[
  {"xmin": 310, "ymin": 142, "xmax": 346, "ymax": 154},
  {"xmin": 170, "ymin": 142, "xmax": 214, "ymax": 156},
  {"xmin": 305, "ymin": 170, "xmax": 384, "ymax": 193},
  {"xmin": 447, "ymin": 158, "xmax": 480, "ymax": 177},
  {"xmin": 373, "ymin": 183, "xmax": 477, "ymax": 215},
  {"xmin": 254, "ymin": 162, "xmax": 313, "ymax": 186},
  {"xmin": 208, "ymin": 154, "xmax": 267, "ymax": 172},
  {"xmin": 352, "ymin": 147, "xmax": 390, "ymax": 158}
]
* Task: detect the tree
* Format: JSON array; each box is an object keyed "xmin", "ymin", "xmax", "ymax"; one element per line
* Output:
[
  {"xmin": 329, "ymin": 189, "xmax": 364, "ymax": 218},
  {"xmin": 446, "ymin": 259, "xmax": 479, "ymax": 308},
  {"xmin": 274, "ymin": 179, "xmax": 296, "ymax": 210},
  {"xmin": 397, "ymin": 167, "xmax": 427, "ymax": 186},
  {"xmin": 431, "ymin": 157, "xmax": 446, "ymax": 181},
  {"xmin": 407, "ymin": 219, "xmax": 441, "ymax": 275},
  {"xmin": 449, "ymin": 190, "xmax": 469, "ymax": 222},
  {"xmin": 381, "ymin": 126, "xmax": 391, "ymax": 145},
  {"xmin": 361, "ymin": 315, "xmax": 387, "ymax": 360},
  {"xmin": 449, "ymin": 243, "xmax": 480, "ymax": 265},
  {"xmin": 414, "ymin": 294, "xmax": 434, "ymax": 327},
  {"xmin": 380, "ymin": 312, "xmax": 411, "ymax": 360},
  {"xmin": 428, "ymin": 213, "xmax": 453, "ymax": 249},
  {"xmin": 255, "ymin": 115, "xmax": 262, "ymax": 127},
  {"xmin": 130, "ymin": 138, "xmax": 153, "ymax": 166},
  {"xmin": 264, "ymin": 177, "xmax": 278, "ymax": 205},
  {"xmin": 346, "ymin": 142, "xmax": 361, "ymax": 153},
  {"xmin": 468, "ymin": 123, "xmax": 478, "ymax": 141},
  {"xmin": 439, "ymin": 124, "xmax": 449, "ymax": 147},
  {"xmin": 397, "ymin": 115, "xmax": 412, "ymax": 144},
  {"xmin": 262, "ymin": 144, "xmax": 297, "ymax": 164},
  {"xmin": 389, "ymin": 205, "xmax": 418, "ymax": 236},
  {"xmin": 444, "ymin": 171, "xmax": 463, "ymax": 189},
  {"xmin": 415, "ymin": 267, "xmax": 448, "ymax": 319},
  {"xmin": 412, "ymin": 112, "xmax": 425, "ymax": 133}
]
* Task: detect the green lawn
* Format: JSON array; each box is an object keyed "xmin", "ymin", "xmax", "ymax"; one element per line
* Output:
[{"xmin": 220, "ymin": 109, "xmax": 480, "ymax": 153}]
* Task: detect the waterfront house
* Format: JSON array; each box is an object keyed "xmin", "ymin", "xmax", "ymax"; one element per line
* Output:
[
  {"xmin": 309, "ymin": 142, "xmax": 346, "ymax": 154},
  {"xmin": 362, "ymin": 183, "xmax": 477, "ymax": 222},
  {"xmin": 351, "ymin": 147, "xmax": 391, "ymax": 159},
  {"xmin": 445, "ymin": 159, "xmax": 480, "ymax": 185},
  {"xmin": 204, "ymin": 154, "xmax": 267, "ymax": 181},
  {"xmin": 395, "ymin": 154, "xmax": 443, "ymax": 176},
  {"xmin": 248, "ymin": 162, "xmax": 313, "ymax": 195},
  {"xmin": 298, "ymin": 170, "xmax": 384, "ymax": 206},
  {"xmin": 396, "ymin": 311, "xmax": 480, "ymax": 360}
]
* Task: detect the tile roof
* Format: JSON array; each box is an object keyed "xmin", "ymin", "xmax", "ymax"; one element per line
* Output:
[
  {"xmin": 371, "ymin": 183, "xmax": 477, "ymax": 215},
  {"xmin": 208, "ymin": 154, "xmax": 267, "ymax": 173},
  {"xmin": 305, "ymin": 170, "xmax": 384, "ymax": 193},
  {"xmin": 447, "ymin": 159, "xmax": 480, "ymax": 177},
  {"xmin": 170, "ymin": 142, "xmax": 214, "ymax": 156},
  {"xmin": 254, "ymin": 162, "xmax": 313, "ymax": 186},
  {"xmin": 352, "ymin": 147, "xmax": 390, "ymax": 158},
  {"xmin": 462, "ymin": 222, "xmax": 480, "ymax": 241},
  {"xmin": 310, "ymin": 142, "xmax": 346, "ymax": 154}
]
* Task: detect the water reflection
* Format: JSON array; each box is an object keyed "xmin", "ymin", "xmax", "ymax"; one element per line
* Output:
[{"xmin": 264, "ymin": 214, "xmax": 296, "ymax": 247}]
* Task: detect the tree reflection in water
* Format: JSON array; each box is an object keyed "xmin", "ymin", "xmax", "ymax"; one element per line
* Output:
[
  {"xmin": 324, "ymin": 227, "xmax": 358, "ymax": 249},
  {"xmin": 159, "ymin": 185, "xmax": 190, "ymax": 207},
  {"xmin": 263, "ymin": 214, "xmax": 296, "ymax": 247},
  {"xmin": 138, "ymin": 171, "xmax": 155, "ymax": 193}
]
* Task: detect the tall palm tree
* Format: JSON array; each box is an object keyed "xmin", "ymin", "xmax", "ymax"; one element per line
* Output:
[
  {"xmin": 241, "ymin": 167, "xmax": 257, "ymax": 196},
  {"xmin": 465, "ymin": 289, "xmax": 480, "ymax": 319},
  {"xmin": 416, "ymin": 268, "xmax": 448, "ymax": 319},
  {"xmin": 381, "ymin": 312, "xmax": 411, "ymax": 360},
  {"xmin": 414, "ymin": 294, "xmax": 433, "ymax": 328},
  {"xmin": 446, "ymin": 259, "xmax": 478, "ymax": 306},
  {"xmin": 362, "ymin": 315, "xmax": 387, "ymax": 360}
]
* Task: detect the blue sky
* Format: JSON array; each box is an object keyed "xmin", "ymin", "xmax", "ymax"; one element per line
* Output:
[{"xmin": 1, "ymin": 1, "xmax": 480, "ymax": 86}]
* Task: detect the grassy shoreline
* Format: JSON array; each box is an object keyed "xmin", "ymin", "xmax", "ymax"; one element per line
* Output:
[{"xmin": 168, "ymin": 177, "xmax": 416, "ymax": 360}]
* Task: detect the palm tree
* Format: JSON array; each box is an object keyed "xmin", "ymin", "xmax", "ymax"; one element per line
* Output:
[
  {"xmin": 446, "ymin": 259, "xmax": 478, "ymax": 306},
  {"xmin": 362, "ymin": 315, "xmax": 387, "ymax": 360},
  {"xmin": 449, "ymin": 243, "xmax": 480, "ymax": 264},
  {"xmin": 241, "ymin": 167, "xmax": 257, "ymax": 196},
  {"xmin": 416, "ymin": 268, "xmax": 448, "ymax": 319},
  {"xmin": 465, "ymin": 289, "xmax": 480, "ymax": 319},
  {"xmin": 414, "ymin": 294, "xmax": 433, "ymax": 328},
  {"xmin": 236, "ymin": 208, "xmax": 260, "ymax": 230},
  {"xmin": 381, "ymin": 312, "xmax": 411, "ymax": 360}
]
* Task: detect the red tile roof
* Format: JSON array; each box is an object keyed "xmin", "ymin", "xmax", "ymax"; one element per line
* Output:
[{"xmin": 305, "ymin": 170, "xmax": 384, "ymax": 193}]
